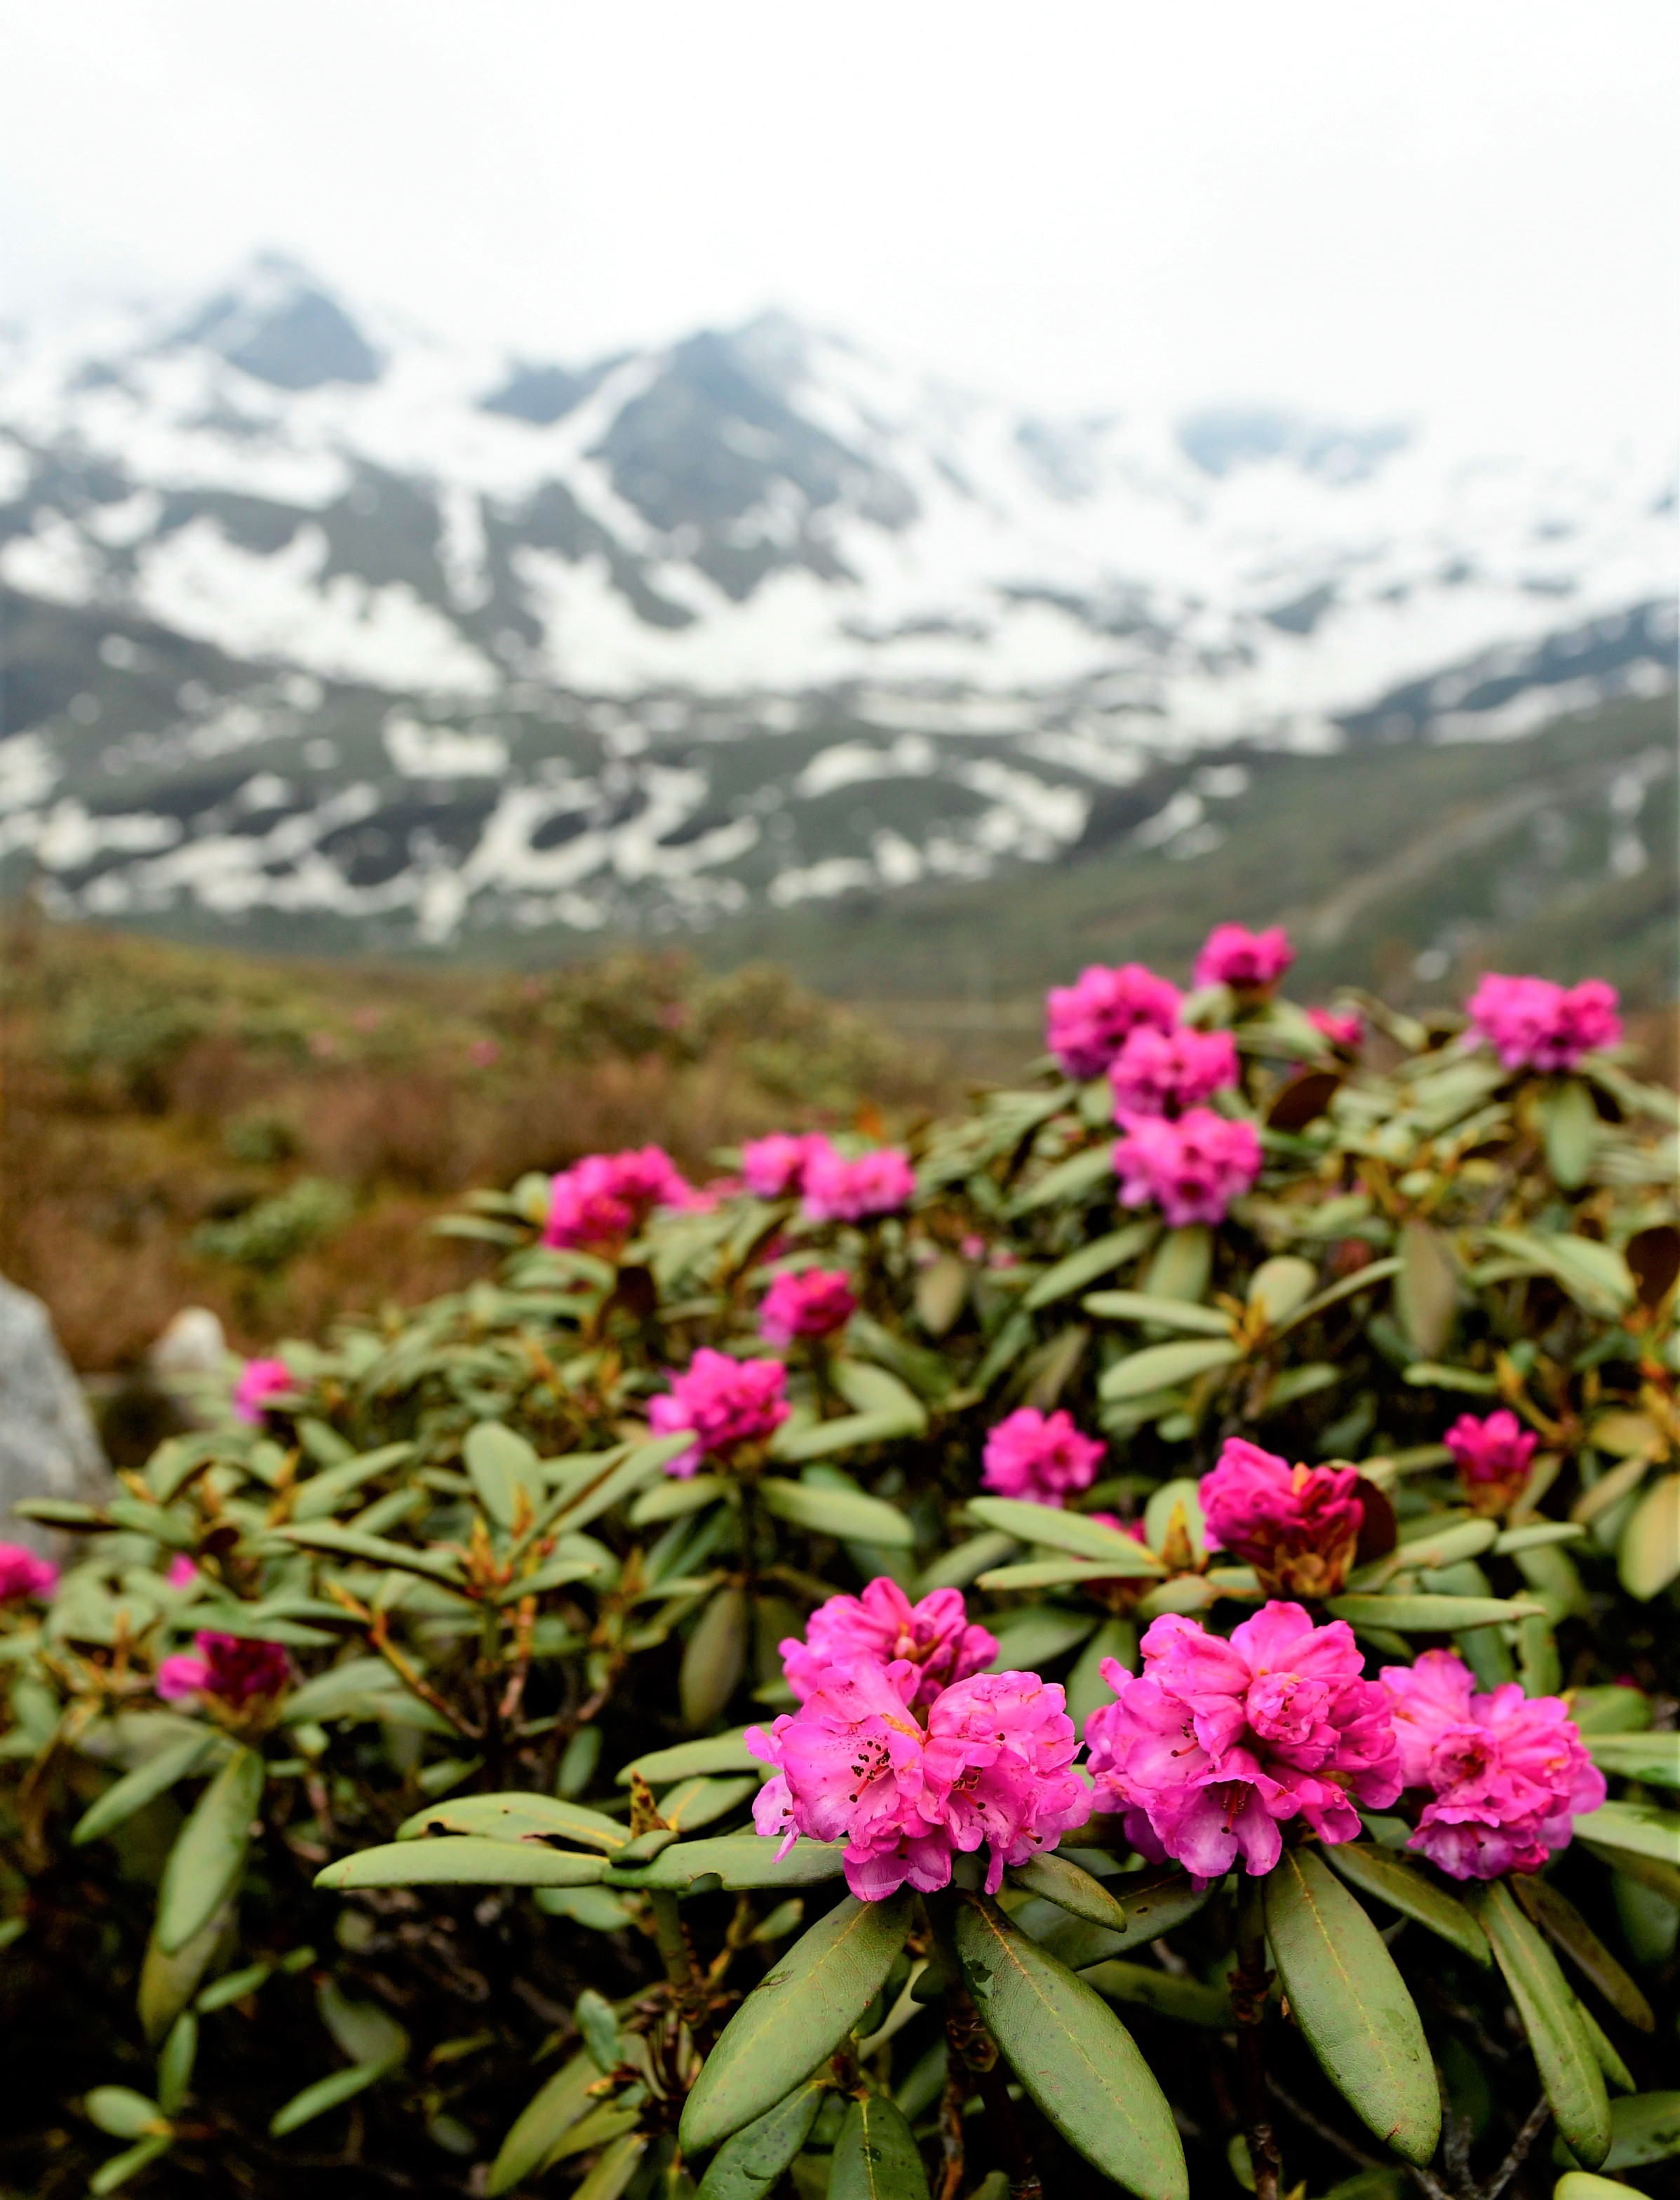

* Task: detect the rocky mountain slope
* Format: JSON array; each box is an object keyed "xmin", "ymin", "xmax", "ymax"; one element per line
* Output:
[{"xmin": 0, "ymin": 255, "xmax": 1672, "ymax": 949}]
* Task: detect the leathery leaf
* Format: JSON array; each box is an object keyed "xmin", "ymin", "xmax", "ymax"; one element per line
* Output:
[
  {"xmin": 830, "ymin": 2092, "xmax": 930, "ymax": 2200},
  {"xmin": 1467, "ymin": 1880, "xmax": 1610, "ymax": 2169}
]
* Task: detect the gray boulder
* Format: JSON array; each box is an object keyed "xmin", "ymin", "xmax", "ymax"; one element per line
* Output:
[{"xmin": 0, "ymin": 1273, "xmax": 109, "ymax": 1552}]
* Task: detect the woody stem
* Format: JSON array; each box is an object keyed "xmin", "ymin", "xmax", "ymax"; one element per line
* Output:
[{"xmin": 1235, "ymin": 1879, "xmax": 1282, "ymax": 2200}]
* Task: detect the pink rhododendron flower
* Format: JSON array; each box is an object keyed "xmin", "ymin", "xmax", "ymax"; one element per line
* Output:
[
  {"xmin": 1194, "ymin": 923, "xmax": 1294, "ymax": 993},
  {"xmin": 1465, "ymin": 974, "xmax": 1622, "ymax": 1072},
  {"xmin": 1200, "ymin": 1437, "xmax": 1364, "ymax": 1599},
  {"xmin": 1084, "ymin": 1602, "xmax": 1402, "ymax": 1879},
  {"xmin": 758, "ymin": 1268, "xmax": 857, "ymax": 1346},
  {"xmin": 156, "ymin": 1631, "xmax": 290, "ymax": 1708},
  {"xmin": 166, "ymin": 1555, "xmax": 200, "ymax": 1590},
  {"xmin": 0, "ymin": 1543, "xmax": 58, "ymax": 1602},
  {"xmin": 1444, "ymin": 1409, "xmax": 1538, "ymax": 1515},
  {"xmin": 1109, "ymin": 1024, "xmax": 1239, "ymax": 1120},
  {"xmin": 748, "ymin": 1661, "xmax": 1090, "ymax": 1900},
  {"xmin": 233, "ymin": 1358, "xmax": 295, "ymax": 1425},
  {"xmin": 1308, "ymin": 1007, "xmax": 1363, "ymax": 1050},
  {"xmin": 801, "ymin": 1143, "xmax": 916, "ymax": 1223},
  {"xmin": 648, "ymin": 1349, "xmax": 790, "ymax": 1477},
  {"xmin": 1379, "ymin": 1649, "xmax": 1606, "ymax": 1879},
  {"xmin": 981, "ymin": 1408, "xmax": 1105, "ymax": 1508},
  {"xmin": 1112, "ymin": 1108, "xmax": 1262, "ymax": 1227},
  {"xmin": 741, "ymin": 1132, "xmax": 824, "ymax": 1200},
  {"xmin": 1044, "ymin": 964, "xmax": 1183, "ymax": 1081},
  {"xmin": 542, "ymin": 1147, "xmax": 694, "ymax": 1251},
  {"xmin": 780, "ymin": 1578, "xmax": 996, "ymax": 1710}
]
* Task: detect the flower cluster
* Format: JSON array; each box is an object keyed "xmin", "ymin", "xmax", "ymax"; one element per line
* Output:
[
  {"xmin": 1379, "ymin": 1650, "xmax": 1605, "ymax": 1879},
  {"xmin": 1465, "ymin": 973, "xmax": 1622, "ymax": 1072},
  {"xmin": 981, "ymin": 1407, "xmax": 1105, "ymax": 1507},
  {"xmin": 1444, "ymin": 1409, "xmax": 1538, "ymax": 1514},
  {"xmin": 0, "ymin": 1543, "xmax": 58, "ymax": 1602},
  {"xmin": 157, "ymin": 1631, "xmax": 291, "ymax": 1709},
  {"xmin": 1307, "ymin": 1006, "xmax": 1363, "ymax": 1050},
  {"xmin": 1194, "ymin": 923, "xmax": 1293, "ymax": 994},
  {"xmin": 779, "ymin": 1579, "xmax": 996, "ymax": 1710},
  {"xmin": 800, "ymin": 1142, "xmax": 916, "ymax": 1223},
  {"xmin": 648, "ymin": 1349, "xmax": 790, "ymax": 1477},
  {"xmin": 1044, "ymin": 963, "xmax": 1181, "ymax": 1081},
  {"xmin": 1199, "ymin": 1438, "xmax": 1364, "ymax": 1598},
  {"xmin": 740, "ymin": 1132, "xmax": 826, "ymax": 1200},
  {"xmin": 233, "ymin": 1357, "xmax": 294, "ymax": 1426},
  {"xmin": 542, "ymin": 1146, "xmax": 694, "ymax": 1251},
  {"xmin": 1108, "ymin": 1024, "xmax": 1239, "ymax": 1120},
  {"xmin": 1113, "ymin": 1108, "xmax": 1262, "ymax": 1227},
  {"xmin": 1085, "ymin": 1603, "xmax": 1402, "ymax": 1879},
  {"xmin": 758, "ymin": 1267, "xmax": 857, "ymax": 1346}
]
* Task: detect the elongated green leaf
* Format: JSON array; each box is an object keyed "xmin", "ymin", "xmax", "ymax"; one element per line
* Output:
[
  {"xmin": 396, "ymin": 1792, "xmax": 629, "ymax": 1851},
  {"xmin": 695, "ymin": 2079, "xmax": 826, "ymax": 2200},
  {"xmin": 1327, "ymin": 1592, "xmax": 1544, "ymax": 1631},
  {"xmin": 1023, "ymin": 1223, "xmax": 1155, "ymax": 1310},
  {"xmin": 1322, "ymin": 1843, "xmax": 1490, "ymax": 1966},
  {"xmin": 487, "ymin": 2053, "xmax": 598, "ymax": 2196},
  {"xmin": 610, "ymin": 1835, "xmax": 847, "ymax": 1891},
  {"xmin": 953, "ymin": 1895, "xmax": 1186, "ymax": 2200},
  {"xmin": 1573, "ymin": 1801, "xmax": 1680, "ymax": 1867},
  {"xmin": 1554, "ymin": 2178, "xmax": 1648, "ymax": 2200},
  {"xmin": 1395, "ymin": 1221, "xmax": 1458, "ymax": 1357},
  {"xmin": 570, "ymin": 2134, "xmax": 648, "ymax": 2200},
  {"xmin": 758, "ymin": 1479, "xmax": 913, "ymax": 1548},
  {"xmin": 1478, "ymin": 1229, "xmax": 1634, "ymax": 1318},
  {"xmin": 463, "ymin": 1421, "xmax": 542, "ymax": 1529},
  {"xmin": 659, "ymin": 1776, "xmax": 756, "ymax": 1834},
  {"xmin": 1008, "ymin": 1851, "xmax": 1129, "ymax": 1930},
  {"xmin": 1514, "ymin": 1876, "xmax": 1654, "ymax": 2031},
  {"xmin": 976, "ymin": 1557, "xmax": 1146, "ymax": 1592},
  {"xmin": 139, "ymin": 1903, "xmax": 228, "ymax": 2044},
  {"xmin": 631, "ymin": 1474, "xmax": 730, "ymax": 1526},
  {"xmin": 682, "ymin": 1585, "xmax": 749, "ymax": 1731},
  {"xmin": 1098, "ymin": 1337, "xmax": 1242, "ymax": 1402},
  {"xmin": 1082, "ymin": 1291, "xmax": 1235, "ymax": 1336},
  {"xmin": 680, "ymin": 1893, "xmax": 911, "ymax": 2153},
  {"xmin": 291, "ymin": 1442, "xmax": 414, "ymax": 1521},
  {"xmin": 1586, "ymin": 1732, "xmax": 1680, "ymax": 1787},
  {"xmin": 316, "ymin": 1839, "xmax": 607, "ymax": 1890},
  {"xmin": 1466, "ymin": 1881, "xmax": 1609, "ymax": 2169},
  {"xmin": 1592, "ymin": 2093, "xmax": 1680, "ymax": 2171},
  {"xmin": 965, "ymin": 1496, "xmax": 1165, "ymax": 1571},
  {"xmin": 831, "ymin": 2093, "xmax": 930, "ymax": 2200},
  {"xmin": 772, "ymin": 1411, "xmax": 925, "ymax": 1464},
  {"xmin": 556, "ymin": 1437, "xmax": 694, "ymax": 1531},
  {"xmin": 74, "ymin": 1731, "xmax": 220, "ymax": 1848},
  {"xmin": 615, "ymin": 1731, "xmax": 760, "ymax": 1785},
  {"xmin": 269, "ymin": 2056, "xmax": 399, "ymax": 2137},
  {"xmin": 1263, "ymin": 1847, "xmax": 1439, "ymax": 2166},
  {"xmin": 986, "ymin": 1609, "xmax": 1095, "ymax": 1672},
  {"xmin": 1248, "ymin": 1254, "xmax": 1319, "ymax": 1329},
  {"xmin": 89, "ymin": 2135, "xmax": 173, "ymax": 2194},
  {"xmin": 86, "ymin": 2088, "xmax": 168, "ymax": 2139},
  {"xmin": 271, "ymin": 1522, "xmax": 464, "ymax": 1582},
  {"xmin": 156, "ymin": 1747, "xmax": 264, "ymax": 1955},
  {"xmin": 1007, "ymin": 1143, "xmax": 1115, "ymax": 1215},
  {"xmin": 831, "ymin": 1360, "xmax": 928, "ymax": 1426},
  {"xmin": 1274, "ymin": 1254, "xmax": 1403, "ymax": 1336},
  {"xmin": 1620, "ymin": 1476, "xmax": 1680, "ymax": 1600},
  {"xmin": 1081, "ymin": 1959, "xmax": 1230, "ymax": 2027}
]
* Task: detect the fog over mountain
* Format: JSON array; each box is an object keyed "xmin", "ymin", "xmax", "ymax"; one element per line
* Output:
[{"xmin": 0, "ymin": 256, "xmax": 1672, "ymax": 951}]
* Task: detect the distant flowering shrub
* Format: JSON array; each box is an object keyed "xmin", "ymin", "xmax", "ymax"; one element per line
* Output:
[
  {"xmin": 1199, "ymin": 1437, "xmax": 1364, "ymax": 1597},
  {"xmin": 740, "ymin": 1131, "xmax": 824, "ymax": 1200},
  {"xmin": 778, "ymin": 1578, "xmax": 995, "ymax": 1710},
  {"xmin": 749, "ymin": 1660, "xmax": 1089, "ymax": 1899},
  {"xmin": 542, "ymin": 1145, "xmax": 694, "ymax": 1249},
  {"xmin": 1444, "ymin": 1408, "xmax": 1539, "ymax": 1512},
  {"xmin": 647, "ymin": 1347, "xmax": 790, "ymax": 1475},
  {"xmin": 156, "ymin": 1630, "xmax": 290, "ymax": 1708},
  {"xmin": 1085, "ymin": 1604, "xmax": 1402, "ymax": 1879},
  {"xmin": 1307, "ymin": 1005, "xmax": 1363, "ymax": 1049},
  {"xmin": 758, "ymin": 1266, "xmax": 857, "ymax": 1345},
  {"xmin": 1193, "ymin": 921, "xmax": 1293, "ymax": 993},
  {"xmin": 1044, "ymin": 962, "xmax": 1181, "ymax": 1080},
  {"xmin": 1380, "ymin": 1649, "xmax": 1606, "ymax": 1879},
  {"xmin": 0, "ymin": 1543, "xmax": 58, "ymax": 1602},
  {"xmin": 981, "ymin": 1407, "xmax": 1105, "ymax": 1506},
  {"xmin": 800, "ymin": 1141, "xmax": 916, "ymax": 1222},
  {"xmin": 1112, "ymin": 1105, "xmax": 1262, "ymax": 1226},
  {"xmin": 1465, "ymin": 972, "xmax": 1622, "ymax": 1071},
  {"xmin": 232, "ymin": 1357, "xmax": 294, "ymax": 1424},
  {"xmin": 1108, "ymin": 1023, "xmax": 1239, "ymax": 1120}
]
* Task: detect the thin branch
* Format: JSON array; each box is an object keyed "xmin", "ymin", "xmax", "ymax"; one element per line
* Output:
[{"xmin": 1477, "ymin": 2095, "xmax": 1550, "ymax": 2200}]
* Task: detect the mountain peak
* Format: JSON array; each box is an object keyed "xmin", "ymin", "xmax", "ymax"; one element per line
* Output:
[{"xmin": 173, "ymin": 251, "xmax": 383, "ymax": 391}]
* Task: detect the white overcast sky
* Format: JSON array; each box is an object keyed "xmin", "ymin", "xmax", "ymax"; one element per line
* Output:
[{"xmin": 1, "ymin": 0, "xmax": 1674, "ymax": 444}]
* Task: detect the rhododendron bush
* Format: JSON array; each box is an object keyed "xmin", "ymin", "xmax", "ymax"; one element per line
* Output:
[{"xmin": 3, "ymin": 934, "xmax": 1677, "ymax": 2200}]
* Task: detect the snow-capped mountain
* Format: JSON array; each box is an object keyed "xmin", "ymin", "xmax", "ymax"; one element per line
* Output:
[{"xmin": 0, "ymin": 254, "xmax": 1672, "ymax": 948}]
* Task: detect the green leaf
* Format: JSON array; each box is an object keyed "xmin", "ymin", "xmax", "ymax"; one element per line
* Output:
[
  {"xmin": 1098, "ymin": 1337, "xmax": 1240, "ymax": 1402},
  {"xmin": 74, "ymin": 1731, "xmax": 222, "ymax": 1847},
  {"xmin": 1541, "ymin": 1080, "xmax": 1601, "ymax": 1190},
  {"xmin": 1007, "ymin": 1143, "xmax": 1115, "ymax": 1214},
  {"xmin": 1465, "ymin": 1880, "xmax": 1610, "ymax": 2170},
  {"xmin": 156, "ymin": 1747, "xmax": 265, "ymax": 1955},
  {"xmin": 616, "ymin": 1730, "xmax": 761, "ymax": 1785},
  {"xmin": 291, "ymin": 1442, "xmax": 414, "ymax": 1521},
  {"xmin": 610, "ymin": 1835, "xmax": 847, "ymax": 1891},
  {"xmin": 772, "ymin": 1411, "xmax": 925, "ymax": 1463},
  {"xmin": 1080, "ymin": 1959, "xmax": 1230, "ymax": 2027},
  {"xmin": 138, "ymin": 1903, "xmax": 229, "ymax": 2044},
  {"xmin": 984, "ymin": 1610, "xmax": 1094, "ymax": 1672},
  {"xmin": 156, "ymin": 2011, "xmax": 197, "ymax": 2114},
  {"xmin": 680, "ymin": 1893, "xmax": 912, "ymax": 2153},
  {"xmin": 965, "ymin": 1497, "xmax": 1165, "ymax": 1571},
  {"xmin": 1513, "ymin": 1876, "xmax": 1655, "ymax": 2031},
  {"xmin": 1141, "ymin": 1225, "xmax": 1213, "ymax": 1302},
  {"xmin": 682, "ymin": 1585, "xmax": 749, "ymax": 1731},
  {"xmin": 1081, "ymin": 1291, "xmax": 1235, "ymax": 1336},
  {"xmin": 570, "ymin": 2134, "xmax": 648, "ymax": 2200},
  {"xmin": 1477, "ymin": 1229, "xmax": 1634, "ymax": 1318},
  {"xmin": 1554, "ymin": 2178, "xmax": 1649, "ymax": 2200},
  {"xmin": 86, "ymin": 2088, "xmax": 168, "ymax": 2139},
  {"xmin": 553, "ymin": 1437, "xmax": 695, "ymax": 1531},
  {"xmin": 1326, "ymin": 1592, "xmax": 1543, "ymax": 1631},
  {"xmin": 1593, "ymin": 2092, "xmax": 1680, "ymax": 2171},
  {"xmin": 1395, "ymin": 1221, "xmax": 1458, "ymax": 1357},
  {"xmin": 630, "ymin": 1474, "xmax": 730, "ymax": 1525},
  {"xmin": 977, "ymin": 1557, "xmax": 1155, "ymax": 1591},
  {"xmin": 1023, "ymin": 1223, "xmax": 1155, "ymax": 1310},
  {"xmin": 831, "ymin": 1360, "xmax": 928, "ymax": 1428},
  {"xmin": 269, "ymin": 2056, "xmax": 400, "ymax": 2138},
  {"xmin": 1402, "ymin": 1362, "xmax": 1500, "ymax": 1395},
  {"xmin": 694, "ymin": 2079, "xmax": 826, "ymax": 2200},
  {"xmin": 1586, "ymin": 1732, "xmax": 1680, "ymax": 1788},
  {"xmin": 1247, "ymin": 1254, "xmax": 1319, "ymax": 1329},
  {"xmin": 486, "ymin": 2053, "xmax": 598, "ymax": 2195},
  {"xmin": 1263, "ymin": 1846, "xmax": 1439, "ymax": 2166},
  {"xmin": 271, "ymin": 1522, "xmax": 465, "ymax": 1582},
  {"xmin": 953, "ymin": 1893, "xmax": 1186, "ymax": 2200},
  {"xmin": 89, "ymin": 2135, "xmax": 173, "ymax": 2194},
  {"xmin": 398, "ymin": 1792, "xmax": 629, "ymax": 1850},
  {"xmin": 1572, "ymin": 1801, "xmax": 1680, "ymax": 1868},
  {"xmin": 830, "ymin": 2093, "xmax": 931, "ymax": 2200},
  {"xmin": 463, "ymin": 1421, "xmax": 542, "ymax": 1529},
  {"xmin": 1620, "ymin": 1476, "xmax": 1680, "ymax": 1600},
  {"xmin": 318, "ymin": 1976, "xmax": 408, "ymax": 2067},
  {"xmin": 659, "ymin": 1776, "xmax": 756, "ymax": 1834},
  {"xmin": 1008, "ymin": 1851, "xmax": 1129, "ymax": 1930},
  {"xmin": 315, "ymin": 1839, "xmax": 608, "ymax": 1890},
  {"xmin": 1322, "ymin": 1843, "xmax": 1491, "ymax": 1966},
  {"xmin": 758, "ymin": 1479, "xmax": 913, "ymax": 1547}
]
